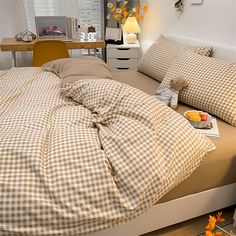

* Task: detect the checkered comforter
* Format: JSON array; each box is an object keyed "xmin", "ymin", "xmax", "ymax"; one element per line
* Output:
[{"xmin": 0, "ymin": 67, "xmax": 215, "ymax": 235}]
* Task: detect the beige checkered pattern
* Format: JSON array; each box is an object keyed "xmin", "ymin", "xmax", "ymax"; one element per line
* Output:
[
  {"xmin": 0, "ymin": 68, "xmax": 215, "ymax": 235},
  {"xmin": 137, "ymin": 35, "xmax": 213, "ymax": 82},
  {"xmin": 160, "ymin": 49, "xmax": 236, "ymax": 126}
]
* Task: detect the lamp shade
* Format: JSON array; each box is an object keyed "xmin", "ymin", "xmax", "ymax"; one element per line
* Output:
[{"xmin": 123, "ymin": 17, "xmax": 141, "ymax": 33}]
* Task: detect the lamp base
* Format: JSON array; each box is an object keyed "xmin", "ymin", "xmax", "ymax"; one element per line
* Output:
[{"xmin": 125, "ymin": 33, "xmax": 137, "ymax": 44}]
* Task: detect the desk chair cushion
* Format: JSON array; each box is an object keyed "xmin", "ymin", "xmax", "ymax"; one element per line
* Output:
[{"xmin": 32, "ymin": 40, "xmax": 69, "ymax": 67}]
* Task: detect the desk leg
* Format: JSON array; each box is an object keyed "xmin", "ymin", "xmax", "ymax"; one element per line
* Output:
[
  {"xmin": 12, "ymin": 51, "xmax": 16, "ymax": 67},
  {"xmin": 88, "ymin": 49, "xmax": 91, "ymax": 55},
  {"xmin": 94, "ymin": 48, "xmax": 97, "ymax": 57}
]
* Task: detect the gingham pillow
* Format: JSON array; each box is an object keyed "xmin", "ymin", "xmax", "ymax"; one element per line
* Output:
[
  {"xmin": 160, "ymin": 49, "xmax": 236, "ymax": 126},
  {"xmin": 137, "ymin": 35, "xmax": 213, "ymax": 82}
]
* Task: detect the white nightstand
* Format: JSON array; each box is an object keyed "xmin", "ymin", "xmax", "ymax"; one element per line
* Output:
[{"xmin": 106, "ymin": 41, "xmax": 140, "ymax": 72}]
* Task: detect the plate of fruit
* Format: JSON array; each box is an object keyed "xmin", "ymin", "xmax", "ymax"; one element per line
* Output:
[{"xmin": 184, "ymin": 110, "xmax": 212, "ymax": 129}]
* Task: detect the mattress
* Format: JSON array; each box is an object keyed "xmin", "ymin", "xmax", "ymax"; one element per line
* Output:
[{"xmin": 112, "ymin": 70, "xmax": 236, "ymax": 203}]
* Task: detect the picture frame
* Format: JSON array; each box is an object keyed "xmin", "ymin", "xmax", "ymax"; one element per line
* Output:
[
  {"xmin": 35, "ymin": 16, "xmax": 68, "ymax": 39},
  {"xmin": 105, "ymin": 27, "xmax": 123, "ymax": 45}
]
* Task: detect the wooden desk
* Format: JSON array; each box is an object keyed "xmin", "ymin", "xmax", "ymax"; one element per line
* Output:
[{"xmin": 0, "ymin": 38, "xmax": 106, "ymax": 67}]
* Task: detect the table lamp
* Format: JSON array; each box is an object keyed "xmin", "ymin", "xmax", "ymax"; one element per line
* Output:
[{"xmin": 123, "ymin": 17, "xmax": 141, "ymax": 44}]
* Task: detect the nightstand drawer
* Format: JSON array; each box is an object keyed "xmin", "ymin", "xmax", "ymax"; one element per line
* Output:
[
  {"xmin": 107, "ymin": 48, "xmax": 139, "ymax": 58},
  {"xmin": 109, "ymin": 65, "xmax": 135, "ymax": 72},
  {"xmin": 108, "ymin": 58, "xmax": 138, "ymax": 68}
]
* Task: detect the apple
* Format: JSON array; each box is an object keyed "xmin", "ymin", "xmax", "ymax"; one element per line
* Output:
[{"xmin": 200, "ymin": 114, "xmax": 208, "ymax": 121}]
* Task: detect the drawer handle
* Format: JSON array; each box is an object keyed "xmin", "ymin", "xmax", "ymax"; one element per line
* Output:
[
  {"xmin": 116, "ymin": 58, "xmax": 130, "ymax": 60},
  {"xmin": 116, "ymin": 48, "xmax": 130, "ymax": 50},
  {"xmin": 116, "ymin": 67, "xmax": 130, "ymax": 70}
]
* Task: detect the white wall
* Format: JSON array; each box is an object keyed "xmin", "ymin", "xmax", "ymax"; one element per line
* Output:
[
  {"xmin": 139, "ymin": 0, "xmax": 236, "ymax": 52},
  {"xmin": 0, "ymin": 0, "xmax": 32, "ymax": 69}
]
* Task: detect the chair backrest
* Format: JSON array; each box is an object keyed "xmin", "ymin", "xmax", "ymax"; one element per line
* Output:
[{"xmin": 32, "ymin": 40, "xmax": 69, "ymax": 67}]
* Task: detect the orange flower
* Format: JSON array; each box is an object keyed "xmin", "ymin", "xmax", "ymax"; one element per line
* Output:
[
  {"xmin": 123, "ymin": 10, "xmax": 128, "ymax": 17},
  {"xmin": 136, "ymin": 3, "xmax": 141, "ymax": 10},
  {"xmin": 206, "ymin": 223, "xmax": 212, "ymax": 231},
  {"xmin": 209, "ymin": 215, "xmax": 216, "ymax": 226},
  {"xmin": 213, "ymin": 232, "xmax": 222, "ymax": 236},
  {"xmin": 143, "ymin": 5, "xmax": 148, "ymax": 13},
  {"xmin": 206, "ymin": 215, "xmax": 216, "ymax": 231},
  {"xmin": 206, "ymin": 231, "xmax": 213, "ymax": 236},
  {"xmin": 121, "ymin": 5, "xmax": 126, "ymax": 11},
  {"xmin": 206, "ymin": 231, "xmax": 222, "ymax": 236},
  {"xmin": 216, "ymin": 212, "xmax": 225, "ymax": 223},
  {"xmin": 113, "ymin": 13, "xmax": 120, "ymax": 19},
  {"xmin": 111, "ymin": 6, "xmax": 116, "ymax": 12},
  {"xmin": 205, "ymin": 212, "xmax": 226, "ymax": 236}
]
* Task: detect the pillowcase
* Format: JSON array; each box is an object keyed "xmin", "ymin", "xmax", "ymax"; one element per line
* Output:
[
  {"xmin": 137, "ymin": 35, "xmax": 213, "ymax": 82},
  {"xmin": 159, "ymin": 49, "xmax": 236, "ymax": 126},
  {"xmin": 43, "ymin": 58, "xmax": 79, "ymax": 75},
  {"xmin": 43, "ymin": 56, "xmax": 113, "ymax": 84}
]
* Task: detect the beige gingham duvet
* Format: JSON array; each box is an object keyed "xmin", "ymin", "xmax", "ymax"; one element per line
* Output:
[{"xmin": 0, "ymin": 67, "xmax": 215, "ymax": 236}]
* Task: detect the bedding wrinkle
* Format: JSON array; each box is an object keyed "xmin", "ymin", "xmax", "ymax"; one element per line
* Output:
[
  {"xmin": 0, "ymin": 70, "xmax": 8, "ymax": 77},
  {"xmin": 91, "ymin": 120, "xmax": 124, "ymax": 192},
  {"xmin": 0, "ymin": 68, "xmax": 41, "ymax": 117}
]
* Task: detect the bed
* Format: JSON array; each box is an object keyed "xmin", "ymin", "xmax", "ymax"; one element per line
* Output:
[
  {"xmin": 89, "ymin": 35, "xmax": 236, "ymax": 236},
  {"xmin": 0, "ymin": 35, "xmax": 235, "ymax": 236}
]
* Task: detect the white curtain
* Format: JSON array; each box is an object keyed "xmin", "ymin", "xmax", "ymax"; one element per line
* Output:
[{"xmin": 0, "ymin": 0, "xmax": 32, "ymax": 69}]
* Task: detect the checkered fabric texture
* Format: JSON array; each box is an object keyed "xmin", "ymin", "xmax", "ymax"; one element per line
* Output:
[
  {"xmin": 137, "ymin": 35, "xmax": 213, "ymax": 82},
  {"xmin": 159, "ymin": 49, "xmax": 236, "ymax": 126},
  {"xmin": 0, "ymin": 68, "xmax": 215, "ymax": 235}
]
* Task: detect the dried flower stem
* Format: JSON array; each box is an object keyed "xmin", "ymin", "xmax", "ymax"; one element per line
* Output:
[{"xmin": 215, "ymin": 225, "xmax": 235, "ymax": 236}]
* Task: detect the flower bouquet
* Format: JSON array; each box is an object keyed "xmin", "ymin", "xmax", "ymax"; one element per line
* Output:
[
  {"xmin": 107, "ymin": 0, "xmax": 148, "ymax": 26},
  {"xmin": 206, "ymin": 212, "xmax": 235, "ymax": 236}
]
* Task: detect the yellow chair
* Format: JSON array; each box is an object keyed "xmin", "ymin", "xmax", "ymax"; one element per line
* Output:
[{"xmin": 32, "ymin": 40, "xmax": 69, "ymax": 67}]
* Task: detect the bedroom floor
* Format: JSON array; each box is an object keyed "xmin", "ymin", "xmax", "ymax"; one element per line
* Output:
[{"xmin": 142, "ymin": 205, "xmax": 236, "ymax": 236}]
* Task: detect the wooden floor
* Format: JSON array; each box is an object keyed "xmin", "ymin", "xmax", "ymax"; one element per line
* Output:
[{"xmin": 142, "ymin": 205, "xmax": 236, "ymax": 236}]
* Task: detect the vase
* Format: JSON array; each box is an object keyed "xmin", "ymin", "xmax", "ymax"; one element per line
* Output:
[{"xmin": 118, "ymin": 23, "xmax": 125, "ymax": 45}]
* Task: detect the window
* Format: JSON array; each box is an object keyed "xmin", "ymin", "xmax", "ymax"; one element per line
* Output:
[{"xmin": 23, "ymin": 0, "xmax": 104, "ymax": 38}]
